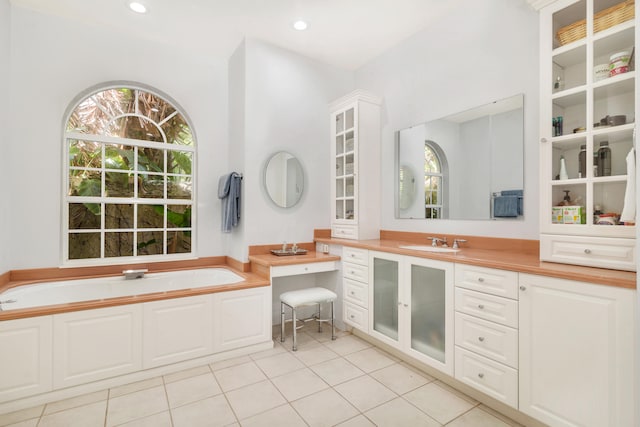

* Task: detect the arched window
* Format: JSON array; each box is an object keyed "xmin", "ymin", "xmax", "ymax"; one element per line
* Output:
[
  {"xmin": 63, "ymin": 85, "xmax": 195, "ymax": 263},
  {"xmin": 424, "ymin": 141, "xmax": 444, "ymax": 219}
]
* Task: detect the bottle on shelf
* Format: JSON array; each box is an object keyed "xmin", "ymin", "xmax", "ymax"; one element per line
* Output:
[
  {"xmin": 559, "ymin": 155, "xmax": 569, "ymax": 180},
  {"xmin": 597, "ymin": 141, "xmax": 611, "ymax": 177},
  {"xmin": 578, "ymin": 145, "xmax": 586, "ymax": 178}
]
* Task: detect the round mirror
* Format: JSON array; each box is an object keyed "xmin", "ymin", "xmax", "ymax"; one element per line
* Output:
[{"xmin": 263, "ymin": 151, "xmax": 304, "ymax": 208}]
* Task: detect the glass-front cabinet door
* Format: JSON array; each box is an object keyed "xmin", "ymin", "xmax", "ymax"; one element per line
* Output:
[
  {"xmin": 333, "ymin": 106, "xmax": 357, "ymax": 222},
  {"xmin": 370, "ymin": 252, "xmax": 402, "ymax": 346},
  {"xmin": 369, "ymin": 252, "xmax": 454, "ymax": 375},
  {"xmin": 406, "ymin": 256, "xmax": 454, "ymax": 375}
]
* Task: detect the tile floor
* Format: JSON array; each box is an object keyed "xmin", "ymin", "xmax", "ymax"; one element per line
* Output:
[{"xmin": 0, "ymin": 328, "xmax": 523, "ymax": 427}]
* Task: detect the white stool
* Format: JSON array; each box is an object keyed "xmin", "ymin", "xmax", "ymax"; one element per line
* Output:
[{"xmin": 280, "ymin": 287, "xmax": 337, "ymax": 351}]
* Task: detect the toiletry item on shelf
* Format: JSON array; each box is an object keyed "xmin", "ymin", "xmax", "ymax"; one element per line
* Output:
[
  {"xmin": 596, "ymin": 213, "xmax": 619, "ymax": 225},
  {"xmin": 552, "ymin": 118, "xmax": 557, "ymax": 136},
  {"xmin": 559, "ymin": 155, "xmax": 569, "ymax": 180},
  {"xmin": 620, "ymin": 147, "xmax": 636, "ymax": 225},
  {"xmin": 556, "ymin": 116, "xmax": 563, "ymax": 136},
  {"xmin": 573, "ymin": 127, "xmax": 585, "ymax": 133},
  {"xmin": 553, "ymin": 75, "xmax": 564, "ymax": 91},
  {"xmin": 609, "ymin": 51, "xmax": 631, "ymax": 77},
  {"xmin": 593, "ymin": 152, "xmax": 599, "ymax": 176},
  {"xmin": 563, "ymin": 206, "xmax": 585, "ymax": 224},
  {"xmin": 601, "ymin": 115, "xmax": 626, "ymax": 126},
  {"xmin": 578, "ymin": 145, "xmax": 586, "ymax": 178},
  {"xmin": 552, "ymin": 206, "xmax": 564, "ymax": 223},
  {"xmin": 593, "ymin": 63, "xmax": 610, "ymax": 81},
  {"xmin": 594, "ymin": 204, "xmax": 603, "ymax": 224},
  {"xmin": 597, "ymin": 141, "xmax": 611, "ymax": 176},
  {"xmin": 557, "ymin": 190, "xmax": 571, "ymax": 206}
]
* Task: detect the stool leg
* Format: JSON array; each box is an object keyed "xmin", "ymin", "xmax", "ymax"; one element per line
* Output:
[
  {"xmin": 292, "ymin": 307, "xmax": 297, "ymax": 351},
  {"xmin": 331, "ymin": 301, "xmax": 336, "ymax": 340},
  {"xmin": 317, "ymin": 303, "xmax": 322, "ymax": 333},
  {"xmin": 280, "ymin": 302, "xmax": 285, "ymax": 343}
]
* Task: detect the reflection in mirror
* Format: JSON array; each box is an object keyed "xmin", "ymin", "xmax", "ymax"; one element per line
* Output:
[
  {"xmin": 396, "ymin": 94, "xmax": 524, "ymax": 220},
  {"xmin": 264, "ymin": 151, "xmax": 304, "ymax": 208}
]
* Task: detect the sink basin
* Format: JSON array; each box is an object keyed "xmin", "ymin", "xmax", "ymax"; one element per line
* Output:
[{"xmin": 398, "ymin": 245, "xmax": 460, "ymax": 253}]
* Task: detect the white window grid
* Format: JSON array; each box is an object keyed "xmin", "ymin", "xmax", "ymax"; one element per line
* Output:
[{"xmin": 63, "ymin": 105, "xmax": 196, "ymax": 264}]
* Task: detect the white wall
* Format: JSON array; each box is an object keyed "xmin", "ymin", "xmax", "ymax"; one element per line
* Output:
[
  {"xmin": 355, "ymin": 0, "xmax": 539, "ymax": 239},
  {"xmin": 0, "ymin": 0, "xmax": 10, "ymax": 274},
  {"xmin": 8, "ymin": 6, "xmax": 229, "ymax": 269},
  {"xmin": 227, "ymin": 39, "xmax": 353, "ymax": 261}
]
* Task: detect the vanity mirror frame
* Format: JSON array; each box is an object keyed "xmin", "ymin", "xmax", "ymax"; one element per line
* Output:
[
  {"xmin": 395, "ymin": 94, "xmax": 525, "ymax": 221},
  {"xmin": 263, "ymin": 151, "xmax": 305, "ymax": 209}
]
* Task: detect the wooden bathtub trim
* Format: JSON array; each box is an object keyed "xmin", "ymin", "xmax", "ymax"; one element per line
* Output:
[
  {"xmin": 226, "ymin": 256, "xmax": 251, "ymax": 272},
  {"xmin": 8, "ymin": 256, "xmax": 228, "ymax": 283},
  {"xmin": 0, "ymin": 271, "xmax": 9, "ymax": 288},
  {"xmin": 0, "ymin": 276, "xmax": 270, "ymax": 321}
]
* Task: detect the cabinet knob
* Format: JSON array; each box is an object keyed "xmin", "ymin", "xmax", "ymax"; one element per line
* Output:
[
  {"xmin": 478, "ymin": 373, "xmax": 485, "ymax": 379},
  {"xmin": 478, "ymin": 277, "xmax": 485, "ymax": 283},
  {"xmin": 478, "ymin": 336, "xmax": 485, "ymax": 342},
  {"xmin": 404, "ymin": 303, "xmax": 408, "ymax": 307},
  {"xmin": 520, "ymin": 285, "xmax": 526, "ymax": 291},
  {"xmin": 350, "ymin": 254, "xmax": 355, "ymax": 257},
  {"xmin": 350, "ymin": 291, "xmax": 355, "ymax": 295},
  {"xmin": 584, "ymin": 248, "xmax": 591, "ymax": 254},
  {"xmin": 398, "ymin": 302, "xmax": 402, "ymax": 306},
  {"xmin": 350, "ymin": 314, "xmax": 355, "ymax": 319},
  {"xmin": 478, "ymin": 304, "xmax": 485, "ymax": 309},
  {"xmin": 541, "ymin": 137, "xmax": 548, "ymax": 143}
]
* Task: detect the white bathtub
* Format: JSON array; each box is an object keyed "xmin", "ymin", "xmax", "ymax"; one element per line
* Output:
[{"xmin": 0, "ymin": 268, "xmax": 244, "ymax": 311}]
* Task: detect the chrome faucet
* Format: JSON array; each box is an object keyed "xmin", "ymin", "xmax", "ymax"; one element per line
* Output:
[
  {"xmin": 452, "ymin": 239, "xmax": 467, "ymax": 249},
  {"xmin": 427, "ymin": 237, "xmax": 444, "ymax": 247},
  {"xmin": 123, "ymin": 269, "xmax": 148, "ymax": 280}
]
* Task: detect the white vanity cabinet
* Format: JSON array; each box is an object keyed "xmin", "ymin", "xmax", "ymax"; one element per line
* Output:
[
  {"xmin": 143, "ymin": 295, "xmax": 214, "ymax": 368},
  {"xmin": 538, "ymin": 0, "xmax": 637, "ymax": 271},
  {"xmin": 53, "ymin": 305, "xmax": 143, "ymax": 389},
  {"xmin": 518, "ymin": 273, "xmax": 636, "ymax": 427},
  {"xmin": 330, "ymin": 90, "xmax": 381, "ymax": 240},
  {"xmin": 453, "ymin": 264, "xmax": 519, "ymax": 408},
  {"xmin": 0, "ymin": 316, "xmax": 53, "ymax": 402},
  {"xmin": 343, "ymin": 246, "xmax": 370, "ymax": 332},
  {"xmin": 369, "ymin": 251, "xmax": 454, "ymax": 375}
]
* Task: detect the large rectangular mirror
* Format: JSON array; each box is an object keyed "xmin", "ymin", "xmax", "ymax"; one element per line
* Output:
[{"xmin": 396, "ymin": 94, "xmax": 524, "ymax": 220}]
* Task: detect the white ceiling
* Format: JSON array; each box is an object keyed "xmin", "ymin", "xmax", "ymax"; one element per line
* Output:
[{"xmin": 9, "ymin": 0, "xmax": 472, "ymax": 70}]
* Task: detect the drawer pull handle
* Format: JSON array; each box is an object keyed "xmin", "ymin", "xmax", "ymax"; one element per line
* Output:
[
  {"xmin": 478, "ymin": 304, "xmax": 485, "ymax": 309},
  {"xmin": 350, "ymin": 271, "xmax": 354, "ymax": 274},
  {"xmin": 350, "ymin": 315, "xmax": 355, "ymax": 319},
  {"xmin": 404, "ymin": 303, "xmax": 408, "ymax": 307},
  {"xmin": 478, "ymin": 373, "xmax": 485, "ymax": 379},
  {"xmin": 478, "ymin": 336, "xmax": 485, "ymax": 342},
  {"xmin": 350, "ymin": 291, "xmax": 355, "ymax": 295},
  {"xmin": 520, "ymin": 285, "xmax": 526, "ymax": 291},
  {"xmin": 584, "ymin": 249, "xmax": 591, "ymax": 254},
  {"xmin": 351, "ymin": 254, "xmax": 355, "ymax": 257},
  {"xmin": 478, "ymin": 277, "xmax": 485, "ymax": 283}
]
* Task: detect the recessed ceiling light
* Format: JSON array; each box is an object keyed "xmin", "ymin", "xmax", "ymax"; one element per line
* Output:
[
  {"xmin": 293, "ymin": 20, "xmax": 308, "ymax": 31},
  {"xmin": 128, "ymin": 1, "xmax": 147, "ymax": 14}
]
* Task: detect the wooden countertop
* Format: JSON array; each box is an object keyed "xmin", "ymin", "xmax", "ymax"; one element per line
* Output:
[
  {"xmin": 315, "ymin": 236, "xmax": 637, "ymax": 289},
  {"xmin": 249, "ymin": 251, "xmax": 341, "ymax": 268}
]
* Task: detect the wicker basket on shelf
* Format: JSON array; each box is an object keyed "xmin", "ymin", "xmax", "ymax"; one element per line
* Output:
[{"xmin": 556, "ymin": 0, "xmax": 635, "ymax": 46}]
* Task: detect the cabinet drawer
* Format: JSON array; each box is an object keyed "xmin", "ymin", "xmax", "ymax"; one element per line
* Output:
[
  {"xmin": 343, "ymin": 302, "xmax": 368, "ymax": 332},
  {"xmin": 332, "ymin": 225, "xmax": 358, "ymax": 240},
  {"xmin": 271, "ymin": 261, "xmax": 338, "ymax": 278},
  {"xmin": 455, "ymin": 346, "xmax": 518, "ymax": 408},
  {"xmin": 455, "ymin": 288, "xmax": 518, "ymax": 328},
  {"xmin": 343, "ymin": 247, "xmax": 369, "ymax": 266},
  {"xmin": 454, "ymin": 312, "xmax": 517, "ymax": 369},
  {"xmin": 343, "ymin": 262, "xmax": 369, "ymax": 283},
  {"xmin": 455, "ymin": 264, "xmax": 518, "ymax": 299},
  {"xmin": 540, "ymin": 234, "xmax": 636, "ymax": 272},
  {"xmin": 343, "ymin": 278, "xmax": 368, "ymax": 308}
]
